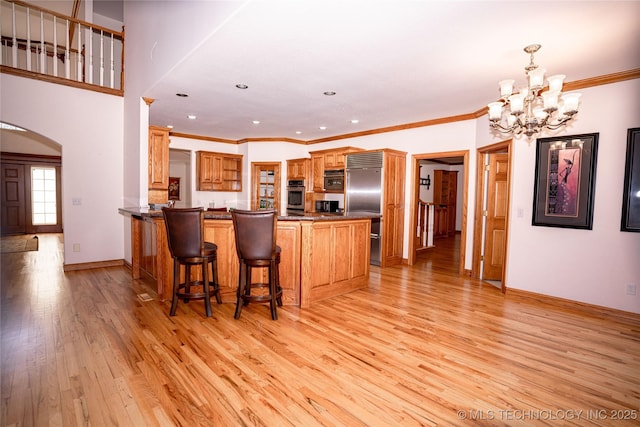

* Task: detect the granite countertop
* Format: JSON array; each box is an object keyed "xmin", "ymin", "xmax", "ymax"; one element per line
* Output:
[{"xmin": 118, "ymin": 207, "xmax": 380, "ymax": 221}]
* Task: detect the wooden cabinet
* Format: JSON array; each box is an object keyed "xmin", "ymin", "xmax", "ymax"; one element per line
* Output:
[
  {"xmin": 251, "ymin": 162, "xmax": 281, "ymax": 211},
  {"xmin": 311, "ymin": 154, "xmax": 325, "ymax": 192},
  {"xmin": 197, "ymin": 151, "xmax": 221, "ymax": 190},
  {"xmin": 324, "ymin": 151, "xmax": 346, "ymax": 169},
  {"xmin": 381, "ymin": 150, "xmax": 406, "ymax": 267},
  {"xmin": 286, "ymin": 158, "xmax": 310, "ymax": 181},
  {"xmin": 301, "ymin": 219, "xmax": 370, "ymax": 307},
  {"xmin": 148, "ymin": 126, "xmax": 171, "ymax": 203},
  {"xmin": 447, "ymin": 171, "xmax": 457, "ymax": 235},
  {"xmin": 433, "ymin": 170, "xmax": 458, "ymax": 235},
  {"xmin": 196, "ymin": 151, "xmax": 243, "ymax": 191},
  {"xmin": 433, "ymin": 170, "xmax": 449, "ymax": 205}
]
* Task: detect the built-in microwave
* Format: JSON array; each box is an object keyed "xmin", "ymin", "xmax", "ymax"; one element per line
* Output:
[
  {"xmin": 315, "ymin": 200, "xmax": 339, "ymax": 213},
  {"xmin": 323, "ymin": 169, "xmax": 344, "ymax": 192}
]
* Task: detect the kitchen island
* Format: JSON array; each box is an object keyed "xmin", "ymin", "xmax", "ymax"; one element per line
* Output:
[{"xmin": 119, "ymin": 208, "xmax": 377, "ymax": 308}]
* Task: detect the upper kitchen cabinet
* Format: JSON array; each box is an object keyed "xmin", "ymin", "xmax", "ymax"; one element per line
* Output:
[
  {"xmin": 196, "ymin": 151, "xmax": 243, "ymax": 191},
  {"xmin": 286, "ymin": 158, "xmax": 310, "ymax": 182},
  {"xmin": 148, "ymin": 126, "xmax": 171, "ymax": 203}
]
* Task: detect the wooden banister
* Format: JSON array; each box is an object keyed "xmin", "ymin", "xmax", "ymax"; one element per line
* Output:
[{"xmin": 1, "ymin": 0, "xmax": 124, "ymax": 95}]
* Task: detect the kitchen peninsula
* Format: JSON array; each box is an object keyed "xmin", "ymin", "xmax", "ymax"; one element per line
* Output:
[{"xmin": 119, "ymin": 208, "xmax": 377, "ymax": 308}]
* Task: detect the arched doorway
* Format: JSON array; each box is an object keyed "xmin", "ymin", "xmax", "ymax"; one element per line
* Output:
[{"xmin": 0, "ymin": 123, "xmax": 63, "ymax": 235}]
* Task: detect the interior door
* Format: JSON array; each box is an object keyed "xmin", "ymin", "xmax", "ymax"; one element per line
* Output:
[
  {"xmin": 483, "ymin": 153, "xmax": 509, "ymax": 283},
  {"xmin": 1, "ymin": 163, "xmax": 27, "ymax": 235}
]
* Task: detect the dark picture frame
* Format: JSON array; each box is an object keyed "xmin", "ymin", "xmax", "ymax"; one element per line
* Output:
[
  {"xmin": 532, "ymin": 133, "xmax": 599, "ymax": 229},
  {"xmin": 621, "ymin": 127, "xmax": 640, "ymax": 232},
  {"xmin": 168, "ymin": 176, "xmax": 181, "ymax": 201}
]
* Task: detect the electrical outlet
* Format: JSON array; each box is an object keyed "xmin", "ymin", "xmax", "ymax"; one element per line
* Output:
[
  {"xmin": 73, "ymin": 244, "xmax": 80, "ymax": 252},
  {"xmin": 72, "ymin": 198, "xmax": 82, "ymax": 206},
  {"xmin": 626, "ymin": 284, "xmax": 637, "ymax": 296}
]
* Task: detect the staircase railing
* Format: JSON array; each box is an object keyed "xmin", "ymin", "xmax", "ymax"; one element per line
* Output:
[
  {"xmin": 0, "ymin": 0, "xmax": 124, "ymax": 96},
  {"xmin": 416, "ymin": 199, "xmax": 435, "ymax": 251},
  {"xmin": 416, "ymin": 199, "xmax": 451, "ymax": 252}
]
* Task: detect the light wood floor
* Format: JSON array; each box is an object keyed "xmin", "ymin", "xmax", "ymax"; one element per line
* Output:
[{"xmin": 2, "ymin": 234, "xmax": 639, "ymax": 426}]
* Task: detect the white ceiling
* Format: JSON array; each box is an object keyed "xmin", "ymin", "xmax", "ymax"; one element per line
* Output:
[{"xmin": 111, "ymin": 1, "xmax": 640, "ymax": 142}]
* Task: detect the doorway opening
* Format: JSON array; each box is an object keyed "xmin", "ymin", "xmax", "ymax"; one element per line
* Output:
[
  {"xmin": 1, "ymin": 153, "xmax": 62, "ymax": 235},
  {"xmin": 408, "ymin": 150, "xmax": 468, "ymax": 275}
]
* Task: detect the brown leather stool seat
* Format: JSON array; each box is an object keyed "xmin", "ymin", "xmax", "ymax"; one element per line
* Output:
[
  {"xmin": 231, "ymin": 209, "xmax": 283, "ymax": 320},
  {"xmin": 162, "ymin": 207, "xmax": 222, "ymax": 317}
]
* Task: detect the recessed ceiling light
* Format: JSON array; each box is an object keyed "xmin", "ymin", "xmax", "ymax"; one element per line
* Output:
[
  {"xmin": 295, "ymin": 131, "xmax": 302, "ymax": 135},
  {"xmin": 176, "ymin": 93, "xmax": 189, "ymax": 97},
  {"xmin": 351, "ymin": 119, "xmax": 359, "ymax": 124},
  {"xmin": 236, "ymin": 84, "xmax": 248, "ymax": 89},
  {"xmin": 188, "ymin": 115, "xmax": 196, "ymax": 120},
  {"xmin": 167, "ymin": 125, "xmax": 174, "ymax": 129},
  {"xmin": 323, "ymin": 91, "xmax": 336, "ymax": 96},
  {"xmin": 252, "ymin": 120, "xmax": 260, "ymax": 124},
  {"xmin": 319, "ymin": 126, "xmax": 327, "ymax": 130}
]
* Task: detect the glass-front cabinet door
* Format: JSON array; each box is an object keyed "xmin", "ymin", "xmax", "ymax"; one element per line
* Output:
[{"xmin": 251, "ymin": 162, "xmax": 281, "ymax": 212}]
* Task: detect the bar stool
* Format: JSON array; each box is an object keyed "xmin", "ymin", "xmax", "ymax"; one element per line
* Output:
[
  {"xmin": 230, "ymin": 209, "xmax": 283, "ymax": 320},
  {"xmin": 162, "ymin": 207, "xmax": 222, "ymax": 317}
]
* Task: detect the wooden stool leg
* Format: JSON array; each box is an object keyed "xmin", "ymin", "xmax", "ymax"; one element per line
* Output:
[
  {"xmin": 276, "ymin": 258, "xmax": 283, "ymax": 307},
  {"xmin": 170, "ymin": 259, "xmax": 180, "ymax": 316},
  {"xmin": 209, "ymin": 257, "xmax": 222, "ymax": 304},
  {"xmin": 234, "ymin": 263, "xmax": 246, "ymax": 319},
  {"xmin": 202, "ymin": 260, "xmax": 212, "ymax": 317},
  {"xmin": 244, "ymin": 266, "xmax": 252, "ymax": 303},
  {"xmin": 184, "ymin": 265, "xmax": 191, "ymax": 303},
  {"xmin": 269, "ymin": 261, "xmax": 278, "ymax": 320}
]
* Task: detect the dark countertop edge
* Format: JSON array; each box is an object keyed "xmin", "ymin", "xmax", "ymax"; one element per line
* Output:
[{"xmin": 118, "ymin": 207, "xmax": 379, "ymax": 221}]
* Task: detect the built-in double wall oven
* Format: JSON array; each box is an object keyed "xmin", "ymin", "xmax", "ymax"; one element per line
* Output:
[{"xmin": 286, "ymin": 180, "xmax": 306, "ymax": 215}]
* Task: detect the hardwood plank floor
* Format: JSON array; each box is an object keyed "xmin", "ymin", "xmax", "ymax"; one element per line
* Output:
[{"xmin": 1, "ymin": 233, "xmax": 639, "ymax": 426}]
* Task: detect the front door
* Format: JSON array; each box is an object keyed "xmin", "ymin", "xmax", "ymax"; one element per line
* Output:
[
  {"xmin": 483, "ymin": 153, "xmax": 509, "ymax": 285},
  {"xmin": 1, "ymin": 163, "xmax": 27, "ymax": 235}
]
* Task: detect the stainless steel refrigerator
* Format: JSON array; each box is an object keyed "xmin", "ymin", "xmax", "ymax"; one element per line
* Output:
[{"xmin": 345, "ymin": 151, "xmax": 384, "ymax": 265}]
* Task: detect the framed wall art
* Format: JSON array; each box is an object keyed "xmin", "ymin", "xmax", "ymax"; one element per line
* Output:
[
  {"xmin": 532, "ymin": 133, "xmax": 599, "ymax": 229},
  {"xmin": 621, "ymin": 127, "xmax": 640, "ymax": 232},
  {"xmin": 168, "ymin": 177, "xmax": 181, "ymax": 201}
]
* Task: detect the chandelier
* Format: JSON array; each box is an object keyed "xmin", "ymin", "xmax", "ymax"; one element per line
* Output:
[{"xmin": 487, "ymin": 44, "xmax": 581, "ymax": 138}]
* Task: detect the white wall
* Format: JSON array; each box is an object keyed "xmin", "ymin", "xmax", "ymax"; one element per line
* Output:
[{"xmin": 0, "ymin": 74, "xmax": 124, "ymax": 265}]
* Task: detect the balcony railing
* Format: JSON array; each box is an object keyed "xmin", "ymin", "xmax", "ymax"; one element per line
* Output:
[{"xmin": 0, "ymin": 0, "xmax": 124, "ymax": 95}]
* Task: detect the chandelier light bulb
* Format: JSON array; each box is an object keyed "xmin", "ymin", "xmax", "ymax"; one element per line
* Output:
[
  {"xmin": 508, "ymin": 94, "xmax": 525, "ymax": 114},
  {"xmin": 542, "ymin": 91, "xmax": 559, "ymax": 111},
  {"xmin": 562, "ymin": 93, "xmax": 582, "ymax": 113},
  {"xmin": 499, "ymin": 80, "xmax": 515, "ymax": 97},
  {"xmin": 547, "ymin": 74, "xmax": 565, "ymax": 92},
  {"xmin": 528, "ymin": 67, "xmax": 546, "ymax": 88},
  {"xmin": 488, "ymin": 102, "xmax": 504, "ymax": 120}
]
